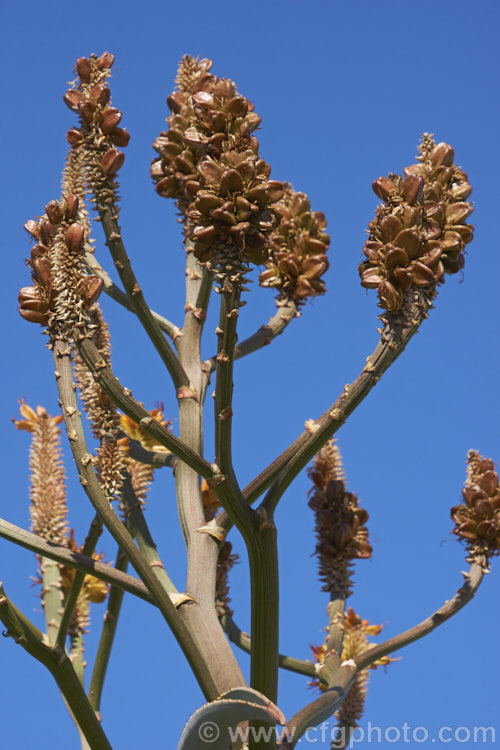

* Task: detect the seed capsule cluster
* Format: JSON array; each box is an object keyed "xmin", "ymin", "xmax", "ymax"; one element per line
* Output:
[
  {"xmin": 259, "ymin": 185, "xmax": 330, "ymax": 305},
  {"xmin": 359, "ymin": 135, "xmax": 474, "ymax": 313},
  {"xmin": 451, "ymin": 451, "xmax": 500, "ymax": 567},
  {"xmin": 308, "ymin": 440, "xmax": 371, "ymax": 597},
  {"xmin": 151, "ymin": 56, "xmax": 284, "ymax": 273},
  {"xmin": 19, "ymin": 195, "xmax": 103, "ymax": 333},
  {"xmin": 63, "ymin": 52, "xmax": 130, "ymax": 195}
]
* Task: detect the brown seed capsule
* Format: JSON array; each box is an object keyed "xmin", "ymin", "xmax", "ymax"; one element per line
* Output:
[
  {"xmin": 32, "ymin": 256, "xmax": 52, "ymax": 287},
  {"xmin": 76, "ymin": 57, "xmax": 92, "ymax": 82},
  {"xmin": 379, "ymin": 215, "xmax": 403, "ymax": 243},
  {"xmin": 445, "ymin": 202, "xmax": 473, "ymax": 224},
  {"xmin": 64, "ymin": 194, "xmax": 79, "ymax": 220},
  {"xmin": 394, "ymin": 227, "xmax": 421, "ymax": 259},
  {"xmin": 166, "ymin": 92, "xmax": 185, "ymax": 114},
  {"xmin": 360, "ymin": 268, "xmax": 384, "ymax": 289},
  {"xmin": 19, "ymin": 307, "xmax": 48, "ymax": 324},
  {"xmin": 39, "ymin": 221, "xmax": 56, "ymax": 245},
  {"xmin": 30, "ymin": 243, "xmax": 49, "ymax": 260},
  {"xmin": 220, "ymin": 169, "xmax": 243, "ymax": 196},
  {"xmin": 90, "ymin": 84, "xmax": 111, "ymax": 107},
  {"xmin": 431, "ymin": 142, "xmax": 455, "ymax": 167},
  {"xmin": 378, "ymin": 280, "xmax": 403, "ymax": 311},
  {"xmin": 101, "ymin": 107, "xmax": 122, "ymax": 134},
  {"xmin": 372, "ymin": 177, "xmax": 396, "ymax": 201},
  {"xmin": 67, "ymin": 128, "xmax": 83, "ymax": 147},
  {"xmin": 246, "ymin": 185, "xmax": 269, "ymax": 207},
  {"xmin": 194, "ymin": 193, "xmax": 223, "ymax": 213},
  {"xmin": 45, "ymin": 201, "xmax": 63, "ymax": 226},
  {"xmin": 385, "ymin": 247, "xmax": 409, "ymax": 269},
  {"xmin": 110, "ymin": 128, "xmax": 130, "ymax": 147},
  {"xmin": 24, "ymin": 220, "xmax": 40, "ymax": 239},
  {"xmin": 402, "ymin": 174, "xmax": 424, "ymax": 205},
  {"xmin": 64, "ymin": 223, "xmax": 86, "ymax": 252},
  {"xmin": 79, "ymin": 275, "xmax": 104, "ymax": 306},
  {"xmin": 192, "ymin": 91, "xmax": 215, "ymax": 109},
  {"xmin": 97, "ymin": 52, "xmax": 114, "ymax": 70},
  {"xmin": 392, "ymin": 267, "xmax": 412, "ymax": 291},
  {"xmin": 80, "ymin": 101, "xmax": 98, "ymax": 126},
  {"xmin": 412, "ymin": 261, "xmax": 435, "ymax": 286},
  {"xmin": 224, "ymin": 96, "xmax": 248, "ymax": 117},
  {"xmin": 100, "ymin": 148, "xmax": 125, "ymax": 176},
  {"xmin": 480, "ymin": 470, "xmax": 499, "ymax": 496},
  {"xmin": 63, "ymin": 89, "xmax": 85, "ymax": 111}
]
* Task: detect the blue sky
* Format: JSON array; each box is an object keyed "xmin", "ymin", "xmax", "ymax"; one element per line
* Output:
[{"xmin": 1, "ymin": 0, "xmax": 499, "ymax": 747}]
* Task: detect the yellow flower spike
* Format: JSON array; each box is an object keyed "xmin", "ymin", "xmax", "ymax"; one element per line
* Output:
[
  {"xmin": 120, "ymin": 403, "xmax": 173, "ymax": 453},
  {"xmin": 13, "ymin": 400, "xmax": 63, "ymax": 433}
]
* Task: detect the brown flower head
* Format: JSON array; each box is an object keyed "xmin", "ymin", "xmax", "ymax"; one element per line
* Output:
[
  {"xmin": 308, "ymin": 440, "xmax": 372, "ymax": 597},
  {"xmin": 151, "ymin": 55, "xmax": 284, "ymax": 275},
  {"xmin": 451, "ymin": 450, "xmax": 500, "ymax": 567},
  {"xmin": 359, "ymin": 134, "xmax": 474, "ymax": 313},
  {"xmin": 259, "ymin": 184, "xmax": 330, "ymax": 306}
]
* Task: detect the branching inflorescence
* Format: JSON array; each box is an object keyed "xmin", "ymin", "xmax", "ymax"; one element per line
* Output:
[{"xmin": 3, "ymin": 51, "xmax": 494, "ymax": 750}]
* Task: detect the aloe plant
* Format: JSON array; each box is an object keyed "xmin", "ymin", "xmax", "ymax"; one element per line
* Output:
[{"xmin": 2, "ymin": 52, "xmax": 498, "ymax": 750}]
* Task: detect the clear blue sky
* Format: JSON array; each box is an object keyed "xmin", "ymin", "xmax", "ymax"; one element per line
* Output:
[{"xmin": 1, "ymin": 0, "xmax": 499, "ymax": 747}]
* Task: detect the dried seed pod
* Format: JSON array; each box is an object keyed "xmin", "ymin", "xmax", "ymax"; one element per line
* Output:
[
  {"xmin": 451, "ymin": 450, "xmax": 500, "ymax": 566},
  {"xmin": 100, "ymin": 148, "xmax": 125, "ymax": 176},
  {"xmin": 64, "ymin": 223, "xmax": 86, "ymax": 252},
  {"xmin": 76, "ymin": 57, "xmax": 92, "ymax": 82},
  {"xmin": 359, "ymin": 133, "xmax": 474, "ymax": 314},
  {"xmin": 63, "ymin": 89, "xmax": 85, "ymax": 111},
  {"xmin": 97, "ymin": 52, "xmax": 114, "ymax": 69},
  {"xmin": 78, "ymin": 275, "xmax": 104, "ymax": 306},
  {"xmin": 67, "ymin": 128, "xmax": 83, "ymax": 146}
]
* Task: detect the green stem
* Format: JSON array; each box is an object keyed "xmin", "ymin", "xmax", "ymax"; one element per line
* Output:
[
  {"xmin": 52, "ymin": 339, "xmax": 230, "ymax": 700},
  {"xmin": 203, "ymin": 297, "xmax": 297, "ymax": 374},
  {"xmin": 257, "ymin": 296, "xmax": 431, "ymax": 514},
  {"xmin": 95, "ymin": 203, "xmax": 188, "ymax": 388},
  {"xmin": 174, "ymin": 249, "xmax": 246, "ymax": 695},
  {"xmin": 222, "ymin": 614, "xmax": 316, "ymax": 678},
  {"xmin": 56, "ymin": 515, "xmax": 103, "ymax": 651},
  {"xmin": 355, "ymin": 562, "xmax": 484, "ymax": 672},
  {"xmin": 0, "ymin": 517, "xmax": 156, "ymax": 604},
  {"xmin": 85, "ymin": 251, "xmax": 181, "ymax": 340},
  {"xmin": 88, "ymin": 545, "xmax": 129, "ymax": 712},
  {"xmin": 75, "ymin": 334, "xmax": 214, "ymax": 478},
  {"xmin": 0, "ymin": 584, "xmax": 112, "ymax": 750},
  {"xmin": 40, "ymin": 556, "xmax": 64, "ymax": 646},
  {"xmin": 120, "ymin": 473, "xmax": 177, "ymax": 593}
]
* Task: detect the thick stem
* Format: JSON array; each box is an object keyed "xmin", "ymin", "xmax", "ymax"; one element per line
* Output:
[
  {"xmin": 52, "ymin": 340, "xmax": 231, "ymax": 699},
  {"xmin": 221, "ymin": 614, "xmax": 316, "ymax": 678},
  {"xmin": 175, "ymin": 250, "xmax": 246, "ymax": 694}
]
